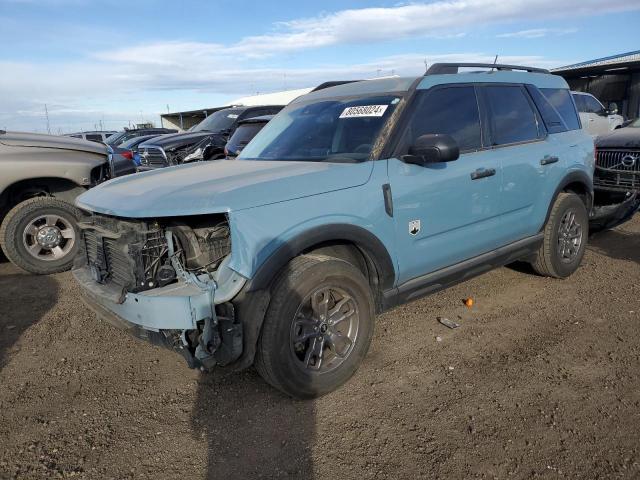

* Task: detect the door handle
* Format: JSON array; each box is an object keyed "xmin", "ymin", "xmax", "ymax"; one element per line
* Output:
[
  {"xmin": 540, "ymin": 156, "xmax": 559, "ymax": 166},
  {"xmin": 470, "ymin": 168, "xmax": 496, "ymax": 180}
]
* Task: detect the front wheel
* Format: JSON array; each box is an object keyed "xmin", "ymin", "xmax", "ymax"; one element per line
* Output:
[
  {"xmin": 530, "ymin": 192, "xmax": 588, "ymax": 279},
  {"xmin": 0, "ymin": 197, "xmax": 81, "ymax": 275},
  {"xmin": 255, "ymin": 255, "xmax": 375, "ymax": 399}
]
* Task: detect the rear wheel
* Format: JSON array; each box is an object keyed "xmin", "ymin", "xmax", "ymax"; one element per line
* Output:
[
  {"xmin": 0, "ymin": 197, "xmax": 81, "ymax": 275},
  {"xmin": 255, "ymin": 255, "xmax": 375, "ymax": 399},
  {"xmin": 530, "ymin": 192, "xmax": 588, "ymax": 278}
]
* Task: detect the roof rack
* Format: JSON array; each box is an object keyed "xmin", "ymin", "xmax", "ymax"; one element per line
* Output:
[
  {"xmin": 311, "ymin": 80, "xmax": 362, "ymax": 92},
  {"xmin": 425, "ymin": 63, "xmax": 549, "ymax": 75}
]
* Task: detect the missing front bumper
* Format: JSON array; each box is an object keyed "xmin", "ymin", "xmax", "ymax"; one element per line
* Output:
[{"xmin": 73, "ymin": 266, "xmax": 243, "ymax": 369}]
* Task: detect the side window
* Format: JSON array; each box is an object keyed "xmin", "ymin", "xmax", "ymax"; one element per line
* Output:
[
  {"xmin": 85, "ymin": 134, "xmax": 103, "ymax": 142},
  {"xmin": 584, "ymin": 95, "xmax": 605, "ymax": 115},
  {"xmin": 572, "ymin": 94, "xmax": 588, "ymax": 113},
  {"xmin": 526, "ymin": 85, "xmax": 566, "ymax": 134},
  {"xmin": 404, "ymin": 86, "xmax": 482, "ymax": 152},
  {"xmin": 483, "ymin": 85, "xmax": 540, "ymax": 146},
  {"xmin": 541, "ymin": 88, "xmax": 581, "ymax": 130},
  {"xmin": 70, "ymin": 134, "xmax": 82, "ymax": 138}
]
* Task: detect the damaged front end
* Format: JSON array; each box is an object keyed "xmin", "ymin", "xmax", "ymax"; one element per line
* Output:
[
  {"xmin": 590, "ymin": 148, "xmax": 640, "ymax": 230},
  {"xmin": 72, "ymin": 213, "xmax": 246, "ymax": 369}
]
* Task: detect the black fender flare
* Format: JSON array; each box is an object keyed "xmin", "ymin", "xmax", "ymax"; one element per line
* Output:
[
  {"xmin": 246, "ymin": 223, "xmax": 396, "ymax": 292},
  {"xmin": 543, "ymin": 170, "xmax": 594, "ymax": 227}
]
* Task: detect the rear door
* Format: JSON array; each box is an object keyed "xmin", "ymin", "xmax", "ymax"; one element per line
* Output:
[
  {"xmin": 480, "ymin": 84, "xmax": 556, "ymax": 244},
  {"xmin": 388, "ymin": 85, "xmax": 501, "ymax": 284}
]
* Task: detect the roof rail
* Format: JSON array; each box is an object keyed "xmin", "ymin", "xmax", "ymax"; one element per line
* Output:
[
  {"xmin": 311, "ymin": 80, "xmax": 362, "ymax": 92},
  {"xmin": 425, "ymin": 63, "xmax": 549, "ymax": 75}
]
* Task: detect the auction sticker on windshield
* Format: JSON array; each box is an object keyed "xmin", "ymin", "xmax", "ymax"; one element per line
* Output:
[{"xmin": 339, "ymin": 105, "xmax": 388, "ymax": 118}]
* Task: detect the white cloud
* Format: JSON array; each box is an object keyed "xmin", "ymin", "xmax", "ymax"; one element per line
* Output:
[{"xmin": 497, "ymin": 28, "xmax": 578, "ymax": 39}]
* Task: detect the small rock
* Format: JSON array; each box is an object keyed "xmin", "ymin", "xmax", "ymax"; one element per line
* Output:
[{"xmin": 435, "ymin": 336, "xmax": 442, "ymax": 342}]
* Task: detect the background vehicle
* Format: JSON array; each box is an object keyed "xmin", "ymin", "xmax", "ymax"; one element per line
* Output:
[
  {"xmin": 0, "ymin": 131, "xmax": 110, "ymax": 274},
  {"xmin": 110, "ymin": 134, "xmax": 166, "ymax": 175},
  {"xmin": 73, "ymin": 64, "xmax": 594, "ymax": 399},
  {"xmin": 590, "ymin": 118, "xmax": 640, "ymax": 229},
  {"xmin": 572, "ymin": 92, "xmax": 623, "ymax": 136},
  {"xmin": 65, "ymin": 131, "xmax": 117, "ymax": 143},
  {"xmin": 105, "ymin": 128, "xmax": 177, "ymax": 148},
  {"xmin": 224, "ymin": 115, "xmax": 273, "ymax": 158},
  {"xmin": 136, "ymin": 105, "xmax": 283, "ymax": 170}
]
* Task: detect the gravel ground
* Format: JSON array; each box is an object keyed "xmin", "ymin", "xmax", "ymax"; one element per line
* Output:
[{"xmin": 0, "ymin": 215, "xmax": 639, "ymax": 480}]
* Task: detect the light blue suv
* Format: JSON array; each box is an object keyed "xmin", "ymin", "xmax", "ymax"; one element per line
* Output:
[{"xmin": 73, "ymin": 63, "xmax": 594, "ymax": 398}]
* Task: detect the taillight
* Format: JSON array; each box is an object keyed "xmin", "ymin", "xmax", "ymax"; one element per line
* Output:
[{"xmin": 121, "ymin": 150, "xmax": 133, "ymax": 160}]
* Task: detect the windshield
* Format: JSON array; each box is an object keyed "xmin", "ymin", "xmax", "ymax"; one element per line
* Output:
[
  {"xmin": 193, "ymin": 108, "xmax": 243, "ymax": 133},
  {"xmin": 238, "ymin": 95, "xmax": 400, "ymax": 162},
  {"xmin": 105, "ymin": 131, "xmax": 128, "ymax": 146}
]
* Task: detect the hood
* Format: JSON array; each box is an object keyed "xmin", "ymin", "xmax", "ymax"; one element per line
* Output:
[
  {"xmin": 596, "ymin": 128, "xmax": 640, "ymax": 149},
  {"xmin": 0, "ymin": 131, "xmax": 107, "ymax": 155},
  {"xmin": 76, "ymin": 159, "xmax": 373, "ymax": 217},
  {"xmin": 139, "ymin": 131, "xmax": 220, "ymax": 151}
]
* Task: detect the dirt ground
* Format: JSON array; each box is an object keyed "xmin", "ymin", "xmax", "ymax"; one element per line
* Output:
[{"xmin": 0, "ymin": 215, "xmax": 639, "ymax": 480}]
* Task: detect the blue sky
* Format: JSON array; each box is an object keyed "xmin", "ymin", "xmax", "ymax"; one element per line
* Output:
[{"xmin": 1, "ymin": 0, "xmax": 639, "ymax": 133}]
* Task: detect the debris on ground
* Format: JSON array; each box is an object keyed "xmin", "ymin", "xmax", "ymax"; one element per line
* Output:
[
  {"xmin": 438, "ymin": 317, "xmax": 460, "ymax": 329},
  {"xmin": 464, "ymin": 298, "xmax": 474, "ymax": 308}
]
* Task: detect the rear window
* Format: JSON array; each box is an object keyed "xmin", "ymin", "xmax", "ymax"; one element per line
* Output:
[
  {"xmin": 541, "ymin": 89, "xmax": 580, "ymax": 130},
  {"xmin": 484, "ymin": 86, "xmax": 540, "ymax": 145}
]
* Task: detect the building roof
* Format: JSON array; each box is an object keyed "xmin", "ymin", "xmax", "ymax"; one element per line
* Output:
[
  {"xmin": 552, "ymin": 50, "xmax": 640, "ymax": 75},
  {"xmin": 226, "ymin": 87, "xmax": 312, "ymax": 107}
]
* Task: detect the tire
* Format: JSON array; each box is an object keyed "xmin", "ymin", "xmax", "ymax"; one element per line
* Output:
[
  {"xmin": 255, "ymin": 254, "xmax": 375, "ymax": 399},
  {"xmin": 0, "ymin": 197, "xmax": 81, "ymax": 275},
  {"xmin": 530, "ymin": 192, "xmax": 588, "ymax": 279}
]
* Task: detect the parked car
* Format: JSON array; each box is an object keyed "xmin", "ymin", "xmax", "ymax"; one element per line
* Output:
[
  {"xmin": 73, "ymin": 63, "xmax": 594, "ymax": 399},
  {"xmin": 109, "ymin": 134, "xmax": 167, "ymax": 175},
  {"xmin": 65, "ymin": 131, "xmax": 117, "ymax": 143},
  {"xmin": 105, "ymin": 128, "xmax": 177, "ymax": 148},
  {"xmin": 571, "ymin": 92, "xmax": 623, "ymax": 136},
  {"xmin": 0, "ymin": 131, "xmax": 111, "ymax": 274},
  {"xmin": 590, "ymin": 117, "xmax": 640, "ymax": 229},
  {"xmin": 224, "ymin": 115, "xmax": 273, "ymax": 158},
  {"xmin": 137, "ymin": 105, "xmax": 283, "ymax": 170}
]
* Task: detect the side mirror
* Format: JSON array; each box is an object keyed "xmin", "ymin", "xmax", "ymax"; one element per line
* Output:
[{"xmin": 403, "ymin": 134, "xmax": 460, "ymax": 166}]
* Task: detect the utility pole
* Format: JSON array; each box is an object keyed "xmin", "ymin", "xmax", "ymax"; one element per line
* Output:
[{"xmin": 44, "ymin": 104, "xmax": 51, "ymax": 135}]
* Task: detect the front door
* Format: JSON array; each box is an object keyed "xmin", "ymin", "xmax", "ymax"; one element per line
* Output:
[{"xmin": 388, "ymin": 85, "xmax": 501, "ymax": 285}]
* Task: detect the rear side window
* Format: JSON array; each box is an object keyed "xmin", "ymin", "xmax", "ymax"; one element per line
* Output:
[
  {"xmin": 526, "ymin": 85, "xmax": 567, "ymax": 134},
  {"xmin": 85, "ymin": 134, "xmax": 103, "ymax": 142},
  {"xmin": 226, "ymin": 122, "xmax": 267, "ymax": 156},
  {"xmin": 404, "ymin": 86, "xmax": 482, "ymax": 152},
  {"xmin": 483, "ymin": 86, "xmax": 540, "ymax": 146},
  {"xmin": 541, "ymin": 88, "xmax": 581, "ymax": 130}
]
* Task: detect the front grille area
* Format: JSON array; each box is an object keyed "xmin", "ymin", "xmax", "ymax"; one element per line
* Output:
[
  {"xmin": 595, "ymin": 149, "xmax": 640, "ymax": 192},
  {"xmin": 138, "ymin": 146, "xmax": 168, "ymax": 168},
  {"xmin": 596, "ymin": 149, "xmax": 640, "ymax": 173},
  {"xmin": 78, "ymin": 215, "xmax": 168, "ymax": 293}
]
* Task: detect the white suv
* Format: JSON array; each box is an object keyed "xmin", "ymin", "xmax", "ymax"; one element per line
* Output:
[{"xmin": 572, "ymin": 92, "xmax": 623, "ymax": 136}]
